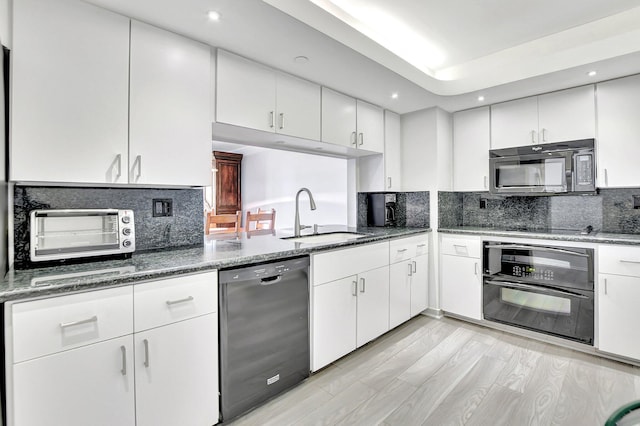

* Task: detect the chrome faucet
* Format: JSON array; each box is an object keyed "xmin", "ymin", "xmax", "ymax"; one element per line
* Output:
[{"xmin": 294, "ymin": 187, "xmax": 317, "ymax": 237}]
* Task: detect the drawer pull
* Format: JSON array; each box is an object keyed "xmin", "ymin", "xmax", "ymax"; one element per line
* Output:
[
  {"xmin": 120, "ymin": 346, "xmax": 127, "ymax": 376},
  {"xmin": 417, "ymin": 244, "xmax": 427, "ymax": 248},
  {"xmin": 166, "ymin": 296, "xmax": 194, "ymax": 306},
  {"xmin": 60, "ymin": 315, "xmax": 98, "ymax": 329},
  {"xmin": 397, "ymin": 248, "xmax": 408, "ymax": 253},
  {"xmin": 143, "ymin": 339, "xmax": 150, "ymax": 368},
  {"xmin": 620, "ymin": 260, "xmax": 640, "ymax": 264}
]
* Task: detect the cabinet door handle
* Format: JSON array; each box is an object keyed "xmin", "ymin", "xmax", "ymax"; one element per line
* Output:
[
  {"xmin": 269, "ymin": 111, "xmax": 275, "ymax": 128},
  {"xmin": 604, "ymin": 168, "xmax": 608, "ymax": 187},
  {"xmin": 360, "ymin": 277, "xmax": 366, "ymax": 293},
  {"xmin": 531, "ymin": 130, "xmax": 536, "ymax": 144},
  {"xmin": 352, "ymin": 280, "xmax": 357, "ymax": 296},
  {"xmin": 115, "ymin": 154, "xmax": 122, "ymax": 180},
  {"xmin": 412, "ymin": 261, "xmax": 417, "ymax": 273},
  {"xmin": 279, "ymin": 112, "xmax": 285, "ymax": 130},
  {"xmin": 604, "ymin": 278, "xmax": 608, "ymax": 295},
  {"xmin": 134, "ymin": 155, "xmax": 142, "ymax": 181},
  {"xmin": 120, "ymin": 346, "xmax": 127, "ymax": 376},
  {"xmin": 143, "ymin": 339, "xmax": 150, "ymax": 368},
  {"xmin": 358, "ymin": 133, "xmax": 364, "ymax": 146},
  {"xmin": 60, "ymin": 315, "xmax": 98, "ymax": 329},
  {"xmin": 408, "ymin": 263, "xmax": 413, "ymax": 276},
  {"xmin": 620, "ymin": 260, "xmax": 640, "ymax": 264},
  {"xmin": 542, "ymin": 128, "xmax": 547, "ymax": 142},
  {"xmin": 484, "ymin": 176, "xmax": 488, "ymax": 189},
  {"xmin": 388, "ymin": 177, "xmax": 392, "ymax": 189},
  {"xmin": 166, "ymin": 295, "xmax": 194, "ymax": 306},
  {"xmin": 474, "ymin": 262, "xmax": 478, "ymax": 276},
  {"xmin": 351, "ymin": 131, "xmax": 357, "ymax": 146}
]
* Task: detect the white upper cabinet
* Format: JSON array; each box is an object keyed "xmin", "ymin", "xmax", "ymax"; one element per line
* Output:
[
  {"xmin": 321, "ymin": 87, "xmax": 357, "ymax": 147},
  {"xmin": 321, "ymin": 88, "xmax": 384, "ymax": 153},
  {"xmin": 453, "ymin": 107, "xmax": 490, "ymax": 191},
  {"xmin": 216, "ymin": 50, "xmax": 321, "ymax": 140},
  {"xmin": 596, "ymin": 74, "xmax": 640, "ymax": 188},
  {"xmin": 490, "ymin": 85, "xmax": 595, "ymax": 149},
  {"xmin": 11, "ymin": 0, "xmax": 130, "ymax": 183},
  {"xmin": 129, "ymin": 21, "xmax": 211, "ymax": 186},
  {"xmin": 384, "ymin": 110, "xmax": 402, "ymax": 190},
  {"xmin": 356, "ymin": 100, "xmax": 385, "ymax": 153}
]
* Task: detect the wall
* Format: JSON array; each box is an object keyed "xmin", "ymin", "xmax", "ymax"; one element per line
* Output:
[
  {"xmin": 13, "ymin": 186, "xmax": 204, "ymax": 269},
  {"xmin": 240, "ymin": 148, "xmax": 349, "ymax": 230}
]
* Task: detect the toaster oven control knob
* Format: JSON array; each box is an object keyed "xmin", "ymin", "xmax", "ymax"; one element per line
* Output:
[
  {"xmin": 121, "ymin": 216, "xmax": 131, "ymax": 224},
  {"xmin": 122, "ymin": 228, "xmax": 131, "ymax": 236},
  {"xmin": 122, "ymin": 240, "xmax": 132, "ymax": 248}
]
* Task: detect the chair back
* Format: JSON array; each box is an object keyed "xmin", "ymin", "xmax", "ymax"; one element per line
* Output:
[
  {"xmin": 205, "ymin": 211, "xmax": 242, "ymax": 234},
  {"xmin": 246, "ymin": 208, "xmax": 276, "ymax": 231}
]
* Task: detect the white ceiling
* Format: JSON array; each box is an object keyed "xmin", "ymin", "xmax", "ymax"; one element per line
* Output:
[{"xmin": 83, "ymin": 0, "xmax": 640, "ymax": 113}]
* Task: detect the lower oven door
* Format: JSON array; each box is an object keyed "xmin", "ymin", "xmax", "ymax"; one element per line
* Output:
[{"xmin": 483, "ymin": 279, "xmax": 594, "ymax": 345}]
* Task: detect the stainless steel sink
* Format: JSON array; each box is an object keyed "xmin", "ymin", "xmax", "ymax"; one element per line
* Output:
[{"xmin": 282, "ymin": 232, "xmax": 368, "ymax": 244}]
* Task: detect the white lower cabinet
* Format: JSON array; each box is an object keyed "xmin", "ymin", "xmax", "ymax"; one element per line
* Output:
[
  {"xmin": 440, "ymin": 235, "xmax": 482, "ymax": 320},
  {"xmin": 5, "ymin": 271, "xmax": 219, "ymax": 426},
  {"xmin": 389, "ymin": 261, "xmax": 411, "ymax": 329},
  {"xmin": 389, "ymin": 235, "xmax": 429, "ymax": 329},
  {"xmin": 356, "ymin": 266, "xmax": 390, "ymax": 347},
  {"xmin": 411, "ymin": 254, "xmax": 429, "ymax": 316}
]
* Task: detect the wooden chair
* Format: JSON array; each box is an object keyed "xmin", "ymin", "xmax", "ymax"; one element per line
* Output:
[
  {"xmin": 245, "ymin": 208, "xmax": 276, "ymax": 231},
  {"xmin": 205, "ymin": 210, "xmax": 242, "ymax": 235}
]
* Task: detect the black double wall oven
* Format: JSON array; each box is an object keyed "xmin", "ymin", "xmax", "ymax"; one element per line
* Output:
[{"xmin": 483, "ymin": 241, "xmax": 595, "ymax": 345}]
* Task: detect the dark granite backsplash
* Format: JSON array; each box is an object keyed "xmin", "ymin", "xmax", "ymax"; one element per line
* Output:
[
  {"xmin": 357, "ymin": 191, "xmax": 430, "ymax": 228},
  {"xmin": 14, "ymin": 185, "xmax": 204, "ymax": 269},
  {"xmin": 439, "ymin": 189, "xmax": 640, "ymax": 234}
]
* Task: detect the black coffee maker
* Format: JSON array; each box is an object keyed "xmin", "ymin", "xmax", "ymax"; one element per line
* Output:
[{"xmin": 367, "ymin": 193, "xmax": 397, "ymax": 227}]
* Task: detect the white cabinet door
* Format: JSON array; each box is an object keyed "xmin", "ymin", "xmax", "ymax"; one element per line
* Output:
[
  {"xmin": 356, "ymin": 100, "xmax": 384, "ymax": 153},
  {"xmin": 384, "ymin": 110, "xmax": 402, "ymax": 190},
  {"xmin": 216, "ymin": 49, "xmax": 276, "ymax": 132},
  {"xmin": 135, "ymin": 314, "xmax": 219, "ymax": 426},
  {"xmin": 12, "ymin": 336, "xmax": 135, "ymax": 426},
  {"xmin": 490, "ymin": 96, "xmax": 539, "ymax": 149},
  {"xmin": 453, "ymin": 106, "xmax": 490, "ymax": 191},
  {"xmin": 597, "ymin": 74, "xmax": 640, "ymax": 187},
  {"xmin": 537, "ymin": 85, "xmax": 595, "ymax": 144},
  {"xmin": 356, "ymin": 266, "xmax": 390, "ymax": 347},
  {"xmin": 312, "ymin": 276, "xmax": 357, "ymax": 370},
  {"xmin": 11, "ymin": 0, "xmax": 129, "ymax": 183},
  {"xmin": 276, "ymin": 73, "xmax": 321, "ymax": 140},
  {"xmin": 321, "ymin": 87, "xmax": 357, "ymax": 147},
  {"xmin": 598, "ymin": 274, "xmax": 640, "ymax": 360},
  {"xmin": 389, "ymin": 261, "xmax": 411, "ymax": 329},
  {"xmin": 129, "ymin": 21, "xmax": 211, "ymax": 186},
  {"xmin": 410, "ymin": 254, "xmax": 429, "ymax": 316},
  {"xmin": 441, "ymin": 255, "xmax": 482, "ymax": 320}
]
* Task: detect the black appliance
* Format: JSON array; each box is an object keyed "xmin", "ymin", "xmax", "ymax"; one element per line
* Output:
[
  {"xmin": 483, "ymin": 241, "xmax": 594, "ymax": 345},
  {"xmin": 219, "ymin": 257, "xmax": 310, "ymax": 422},
  {"xmin": 367, "ymin": 193, "xmax": 396, "ymax": 227},
  {"xmin": 489, "ymin": 139, "xmax": 596, "ymax": 195}
]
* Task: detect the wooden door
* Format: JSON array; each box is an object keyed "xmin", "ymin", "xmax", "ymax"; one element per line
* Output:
[{"xmin": 214, "ymin": 151, "xmax": 242, "ymax": 216}]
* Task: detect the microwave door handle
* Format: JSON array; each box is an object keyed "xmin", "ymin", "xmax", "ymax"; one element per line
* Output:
[
  {"xmin": 485, "ymin": 280, "xmax": 589, "ymax": 299},
  {"xmin": 483, "ymin": 244, "xmax": 589, "ymax": 258}
]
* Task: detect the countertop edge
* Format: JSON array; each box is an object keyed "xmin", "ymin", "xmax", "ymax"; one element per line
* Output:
[{"xmin": 438, "ymin": 228, "xmax": 640, "ymax": 245}]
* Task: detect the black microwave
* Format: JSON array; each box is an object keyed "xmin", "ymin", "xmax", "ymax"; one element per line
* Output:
[{"xmin": 489, "ymin": 139, "xmax": 596, "ymax": 196}]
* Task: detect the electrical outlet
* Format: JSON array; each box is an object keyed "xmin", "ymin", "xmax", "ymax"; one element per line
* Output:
[
  {"xmin": 634, "ymin": 195, "xmax": 640, "ymax": 209},
  {"xmin": 480, "ymin": 198, "xmax": 487, "ymax": 209},
  {"xmin": 152, "ymin": 199, "xmax": 173, "ymax": 217}
]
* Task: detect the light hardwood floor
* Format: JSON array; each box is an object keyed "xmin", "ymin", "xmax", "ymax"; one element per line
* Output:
[{"xmin": 228, "ymin": 316, "xmax": 640, "ymax": 426}]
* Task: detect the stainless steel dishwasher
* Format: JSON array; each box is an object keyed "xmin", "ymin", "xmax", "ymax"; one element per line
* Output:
[{"xmin": 219, "ymin": 256, "xmax": 310, "ymax": 422}]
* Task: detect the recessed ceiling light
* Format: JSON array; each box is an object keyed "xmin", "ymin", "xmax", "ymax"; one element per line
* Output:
[
  {"xmin": 477, "ymin": 95, "xmax": 485, "ymax": 102},
  {"xmin": 391, "ymin": 93, "xmax": 399, "ymax": 99},
  {"xmin": 294, "ymin": 56, "xmax": 309, "ymax": 64},
  {"xmin": 587, "ymin": 70, "xmax": 597, "ymax": 77},
  {"xmin": 208, "ymin": 11, "xmax": 221, "ymax": 21}
]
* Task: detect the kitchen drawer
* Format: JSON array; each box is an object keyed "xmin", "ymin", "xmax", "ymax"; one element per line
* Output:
[
  {"xmin": 133, "ymin": 271, "xmax": 218, "ymax": 332},
  {"xmin": 312, "ymin": 242, "xmax": 389, "ymax": 285},
  {"xmin": 599, "ymin": 245, "xmax": 640, "ymax": 277},
  {"xmin": 9, "ymin": 285, "xmax": 133, "ymax": 363},
  {"xmin": 440, "ymin": 234, "xmax": 481, "ymax": 258},
  {"xmin": 389, "ymin": 234, "xmax": 429, "ymax": 263}
]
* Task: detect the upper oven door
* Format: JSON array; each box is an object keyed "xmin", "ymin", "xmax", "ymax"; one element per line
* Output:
[
  {"xmin": 489, "ymin": 152, "xmax": 572, "ymax": 195},
  {"xmin": 483, "ymin": 242, "xmax": 594, "ymax": 292}
]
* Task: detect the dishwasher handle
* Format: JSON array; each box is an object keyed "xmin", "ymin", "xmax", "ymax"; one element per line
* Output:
[{"xmin": 259, "ymin": 275, "xmax": 283, "ymax": 286}]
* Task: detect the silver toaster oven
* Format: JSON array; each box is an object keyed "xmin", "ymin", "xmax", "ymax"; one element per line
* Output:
[{"xmin": 30, "ymin": 209, "xmax": 135, "ymax": 262}]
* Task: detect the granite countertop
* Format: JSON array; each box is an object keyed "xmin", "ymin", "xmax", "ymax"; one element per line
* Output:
[
  {"xmin": 0, "ymin": 226, "xmax": 430, "ymax": 303},
  {"xmin": 439, "ymin": 226, "xmax": 640, "ymax": 245}
]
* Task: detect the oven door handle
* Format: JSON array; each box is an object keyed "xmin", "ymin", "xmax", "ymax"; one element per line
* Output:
[
  {"xmin": 485, "ymin": 279, "xmax": 590, "ymax": 299},
  {"xmin": 484, "ymin": 244, "xmax": 589, "ymax": 258}
]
